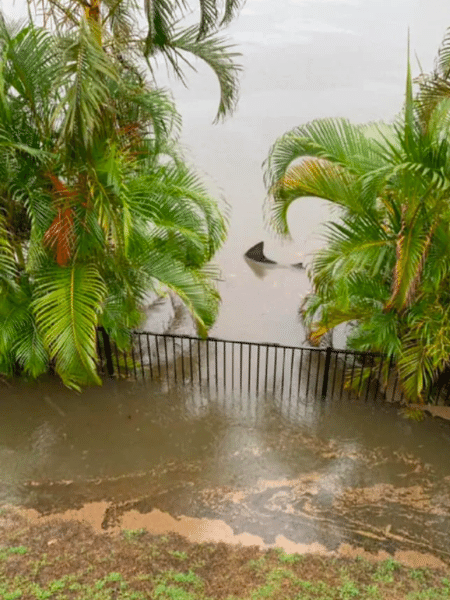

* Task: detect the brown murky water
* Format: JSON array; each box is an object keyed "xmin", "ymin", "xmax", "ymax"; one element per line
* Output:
[
  {"xmin": 3, "ymin": 0, "xmax": 450, "ymax": 570},
  {"xmin": 2, "ymin": 375, "xmax": 450, "ymax": 566}
]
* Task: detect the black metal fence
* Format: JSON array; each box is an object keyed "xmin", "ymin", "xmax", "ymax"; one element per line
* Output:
[{"xmin": 95, "ymin": 328, "xmax": 428, "ymax": 404}]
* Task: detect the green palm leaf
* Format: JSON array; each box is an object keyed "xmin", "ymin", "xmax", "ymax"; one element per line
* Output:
[
  {"xmin": 53, "ymin": 19, "xmax": 119, "ymax": 152},
  {"xmin": 32, "ymin": 263, "xmax": 107, "ymax": 389},
  {"xmin": 268, "ymin": 158, "xmax": 363, "ymax": 235},
  {"xmin": 169, "ymin": 26, "xmax": 241, "ymax": 121},
  {"xmin": 264, "ymin": 118, "xmax": 388, "ymax": 190},
  {"xmin": 0, "ymin": 215, "xmax": 18, "ymax": 291},
  {"xmin": 0, "ymin": 285, "xmax": 49, "ymax": 378}
]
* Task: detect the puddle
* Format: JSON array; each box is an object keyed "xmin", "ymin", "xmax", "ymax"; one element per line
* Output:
[{"xmin": 12, "ymin": 501, "xmax": 448, "ymax": 570}]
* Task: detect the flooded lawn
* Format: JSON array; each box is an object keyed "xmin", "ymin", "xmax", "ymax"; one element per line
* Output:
[
  {"xmin": 2, "ymin": 508, "xmax": 450, "ymax": 600},
  {"xmin": 1, "ymin": 376, "xmax": 450, "ymax": 568}
]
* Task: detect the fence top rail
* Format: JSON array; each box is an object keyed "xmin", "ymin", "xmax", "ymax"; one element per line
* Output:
[{"xmin": 130, "ymin": 330, "xmax": 386, "ymax": 358}]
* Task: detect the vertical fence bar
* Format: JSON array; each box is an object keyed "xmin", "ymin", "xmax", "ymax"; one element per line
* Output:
[
  {"xmin": 130, "ymin": 342, "xmax": 137, "ymax": 379},
  {"xmin": 273, "ymin": 346, "xmax": 278, "ymax": 395},
  {"xmin": 172, "ymin": 337, "xmax": 177, "ymax": 383},
  {"xmin": 232, "ymin": 343, "xmax": 235, "ymax": 390},
  {"xmin": 289, "ymin": 348, "xmax": 295, "ymax": 398},
  {"xmin": 189, "ymin": 338, "xmax": 193, "ymax": 382},
  {"xmin": 305, "ymin": 350, "xmax": 312, "ymax": 397},
  {"xmin": 206, "ymin": 340, "xmax": 210, "ymax": 388},
  {"xmin": 339, "ymin": 353, "xmax": 347, "ymax": 400},
  {"xmin": 123, "ymin": 349, "xmax": 129, "ymax": 378},
  {"xmin": 138, "ymin": 335, "xmax": 145, "ymax": 379},
  {"xmin": 297, "ymin": 348, "xmax": 304, "ymax": 397},
  {"xmin": 114, "ymin": 343, "xmax": 121, "ymax": 378},
  {"xmin": 256, "ymin": 345, "xmax": 261, "ymax": 395},
  {"xmin": 163, "ymin": 336, "xmax": 169, "ymax": 385},
  {"xmin": 215, "ymin": 340, "xmax": 219, "ymax": 392},
  {"xmin": 180, "ymin": 338, "xmax": 185, "ymax": 384},
  {"xmin": 96, "ymin": 329, "xmax": 104, "ymax": 375},
  {"xmin": 96, "ymin": 331, "xmax": 105, "ymax": 375},
  {"xmin": 432, "ymin": 378, "xmax": 442, "ymax": 406},
  {"xmin": 385, "ymin": 355, "xmax": 394, "ymax": 402},
  {"xmin": 240, "ymin": 342, "xmax": 243, "ymax": 393},
  {"xmin": 339, "ymin": 352, "xmax": 347, "ymax": 400},
  {"xmin": 281, "ymin": 347, "xmax": 286, "ymax": 397},
  {"xmin": 99, "ymin": 328, "xmax": 115, "ymax": 378},
  {"xmin": 248, "ymin": 344, "xmax": 252, "ymax": 394},
  {"xmin": 392, "ymin": 371, "xmax": 400, "ymax": 403},
  {"xmin": 321, "ymin": 347, "xmax": 332, "ymax": 400},
  {"xmin": 146, "ymin": 334, "xmax": 153, "ymax": 380},
  {"xmin": 155, "ymin": 336, "xmax": 161, "ymax": 378},
  {"xmin": 364, "ymin": 357, "xmax": 374, "ymax": 402},
  {"xmin": 331, "ymin": 352, "xmax": 339, "ymax": 397},
  {"xmin": 444, "ymin": 381, "xmax": 450, "ymax": 405},
  {"xmin": 264, "ymin": 345, "xmax": 269, "ymax": 394},
  {"xmin": 198, "ymin": 340, "xmax": 202, "ymax": 388},
  {"xmin": 223, "ymin": 341, "xmax": 226, "ymax": 391},
  {"xmin": 349, "ymin": 354, "xmax": 357, "ymax": 397},
  {"xmin": 373, "ymin": 357, "xmax": 384, "ymax": 402},
  {"xmin": 314, "ymin": 351, "xmax": 321, "ymax": 398},
  {"xmin": 358, "ymin": 354, "xmax": 366, "ymax": 397}
]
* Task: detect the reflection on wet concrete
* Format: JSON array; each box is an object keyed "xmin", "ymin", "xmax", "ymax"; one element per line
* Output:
[{"xmin": 2, "ymin": 376, "xmax": 450, "ymax": 567}]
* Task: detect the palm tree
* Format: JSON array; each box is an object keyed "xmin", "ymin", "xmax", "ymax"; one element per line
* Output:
[
  {"xmin": 28, "ymin": 0, "xmax": 244, "ymax": 122},
  {"xmin": 263, "ymin": 39, "xmax": 450, "ymax": 403},
  {"xmin": 0, "ymin": 16, "xmax": 227, "ymax": 390}
]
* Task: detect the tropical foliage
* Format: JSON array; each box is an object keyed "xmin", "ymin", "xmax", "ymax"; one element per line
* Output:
[
  {"xmin": 264, "ymin": 34, "xmax": 450, "ymax": 403},
  {"xmin": 29, "ymin": 0, "xmax": 244, "ymax": 122},
  {"xmin": 0, "ymin": 2, "xmax": 238, "ymax": 389}
]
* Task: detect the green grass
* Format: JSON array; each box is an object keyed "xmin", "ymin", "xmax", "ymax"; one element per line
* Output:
[
  {"xmin": 247, "ymin": 557, "xmax": 267, "ymax": 571},
  {"xmin": 123, "ymin": 529, "xmax": 146, "ymax": 542},
  {"xmin": 1, "ymin": 508, "xmax": 450, "ymax": 600},
  {"xmin": 0, "ymin": 546, "xmax": 28, "ymax": 560},
  {"xmin": 1, "ymin": 565, "xmax": 450, "ymax": 600},
  {"xmin": 373, "ymin": 558, "xmax": 401, "ymax": 583},
  {"xmin": 169, "ymin": 551, "xmax": 189, "ymax": 561},
  {"xmin": 275, "ymin": 549, "xmax": 303, "ymax": 565}
]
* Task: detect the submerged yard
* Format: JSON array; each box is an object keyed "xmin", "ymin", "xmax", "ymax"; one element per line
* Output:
[
  {"xmin": 2, "ymin": 374, "xmax": 450, "ymax": 599},
  {"xmin": 1, "ymin": 506, "xmax": 450, "ymax": 600}
]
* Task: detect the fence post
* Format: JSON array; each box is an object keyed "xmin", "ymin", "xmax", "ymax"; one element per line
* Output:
[
  {"xmin": 321, "ymin": 346, "xmax": 332, "ymax": 400},
  {"xmin": 99, "ymin": 327, "xmax": 115, "ymax": 378}
]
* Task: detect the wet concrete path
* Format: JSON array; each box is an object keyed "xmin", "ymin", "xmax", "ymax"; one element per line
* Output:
[{"xmin": 1, "ymin": 376, "xmax": 450, "ymax": 567}]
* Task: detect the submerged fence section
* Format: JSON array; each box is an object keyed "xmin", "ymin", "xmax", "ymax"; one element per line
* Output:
[{"xmin": 95, "ymin": 328, "xmax": 419, "ymax": 404}]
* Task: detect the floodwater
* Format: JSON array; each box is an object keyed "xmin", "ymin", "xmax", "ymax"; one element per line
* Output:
[
  {"xmin": 3, "ymin": 0, "xmax": 450, "ymax": 567},
  {"xmin": 2, "ymin": 375, "xmax": 450, "ymax": 566},
  {"xmin": 158, "ymin": 0, "xmax": 450, "ymax": 345}
]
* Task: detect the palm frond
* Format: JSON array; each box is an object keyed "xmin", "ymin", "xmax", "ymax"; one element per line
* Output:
[
  {"xmin": 0, "ymin": 215, "xmax": 18, "ymax": 291},
  {"xmin": 133, "ymin": 245, "xmax": 220, "ymax": 335},
  {"xmin": 0, "ymin": 22, "xmax": 62, "ymax": 138},
  {"xmin": 53, "ymin": 19, "xmax": 119, "ymax": 153},
  {"xmin": 127, "ymin": 164, "xmax": 227, "ymax": 262},
  {"xmin": 386, "ymin": 213, "xmax": 437, "ymax": 311},
  {"xmin": 32, "ymin": 263, "xmax": 107, "ymax": 389},
  {"xmin": 198, "ymin": 0, "xmax": 218, "ymax": 38},
  {"xmin": 143, "ymin": 0, "xmax": 174, "ymax": 56},
  {"xmin": 121, "ymin": 86, "xmax": 182, "ymax": 146},
  {"xmin": 220, "ymin": 0, "xmax": 244, "ymax": 26},
  {"xmin": 264, "ymin": 118, "xmax": 389, "ymax": 191},
  {"xmin": 0, "ymin": 284, "xmax": 49, "ymax": 378},
  {"xmin": 267, "ymin": 158, "xmax": 363, "ymax": 235},
  {"xmin": 170, "ymin": 26, "xmax": 241, "ymax": 121},
  {"xmin": 435, "ymin": 27, "xmax": 450, "ymax": 78},
  {"xmin": 397, "ymin": 338, "xmax": 434, "ymax": 402}
]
